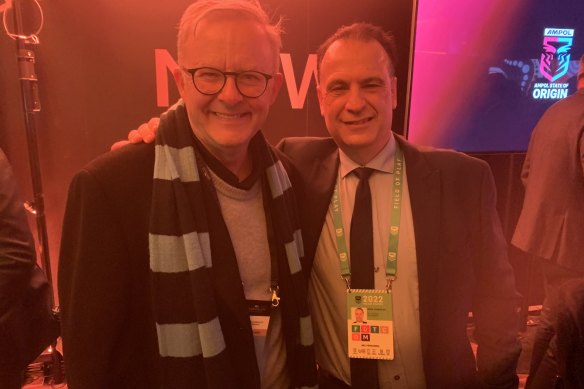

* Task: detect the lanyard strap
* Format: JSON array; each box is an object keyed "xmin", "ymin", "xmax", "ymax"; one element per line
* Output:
[
  {"xmin": 261, "ymin": 175, "xmax": 281, "ymax": 307},
  {"xmin": 330, "ymin": 146, "xmax": 404, "ymax": 291}
]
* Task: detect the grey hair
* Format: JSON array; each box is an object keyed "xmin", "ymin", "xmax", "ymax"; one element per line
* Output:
[{"xmin": 177, "ymin": 0, "xmax": 283, "ymax": 71}]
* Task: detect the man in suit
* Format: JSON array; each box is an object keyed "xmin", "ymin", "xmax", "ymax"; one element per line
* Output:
[
  {"xmin": 277, "ymin": 23, "xmax": 521, "ymax": 388},
  {"xmin": 512, "ymin": 54, "xmax": 584, "ymax": 388},
  {"xmin": 119, "ymin": 21, "xmax": 522, "ymax": 389}
]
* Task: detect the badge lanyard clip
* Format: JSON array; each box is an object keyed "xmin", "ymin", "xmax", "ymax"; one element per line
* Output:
[
  {"xmin": 385, "ymin": 276, "xmax": 396, "ymax": 292},
  {"xmin": 270, "ymin": 286, "xmax": 280, "ymax": 307},
  {"xmin": 343, "ymin": 276, "xmax": 351, "ymax": 292}
]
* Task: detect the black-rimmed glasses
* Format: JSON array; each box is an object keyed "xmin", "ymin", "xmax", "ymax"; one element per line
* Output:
[{"xmin": 182, "ymin": 67, "xmax": 273, "ymax": 98}]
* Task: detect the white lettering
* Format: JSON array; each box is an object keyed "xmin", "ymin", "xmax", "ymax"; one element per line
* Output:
[
  {"xmin": 544, "ymin": 28, "xmax": 574, "ymax": 37},
  {"xmin": 555, "ymin": 89, "xmax": 568, "ymax": 99},
  {"xmin": 532, "ymin": 87, "xmax": 568, "ymax": 100}
]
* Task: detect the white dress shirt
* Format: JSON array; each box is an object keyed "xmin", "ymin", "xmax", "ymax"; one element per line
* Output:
[{"xmin": 309, "ymin": 134, "xmax": 427, "ymax": 388}]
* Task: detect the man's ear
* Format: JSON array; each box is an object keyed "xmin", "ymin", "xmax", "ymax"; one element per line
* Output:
[
  {"xmin": 173, "ymin": 68, "xmax": 186, "ymax": 98},
  {"xmin": 391, "ymin": 77, "xmax": 398, "ymax": 110},
  {"xmin": 317, "ymin": 84, "xmax": 325, "ymax": 117}
]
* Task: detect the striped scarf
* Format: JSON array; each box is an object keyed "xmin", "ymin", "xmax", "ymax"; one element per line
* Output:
[{"xmin": 149, "ymin": 103, "xmax": 317, "ymax": 388}]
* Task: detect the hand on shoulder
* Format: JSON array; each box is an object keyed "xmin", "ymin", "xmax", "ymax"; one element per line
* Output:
[{"xmin": 110, "ymin": 117, "xmax": 160, "ymax": 150}]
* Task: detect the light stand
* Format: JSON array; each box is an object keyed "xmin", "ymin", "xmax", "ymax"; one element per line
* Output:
[{"xmin": 5, "ymin": 0, "xmax": 63, "ymax": 384}]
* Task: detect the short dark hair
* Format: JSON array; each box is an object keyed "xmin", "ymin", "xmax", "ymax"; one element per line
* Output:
[{"xmin": 316, "ymin": 22, "xmax": 398, "ymax": 79}]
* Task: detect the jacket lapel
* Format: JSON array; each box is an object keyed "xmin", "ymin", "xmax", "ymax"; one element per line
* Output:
[
  {"xmin": 301, "ymin": 143, "xmax": 339, "ymax": 271},
  {"xmin": 396, "ymin": 136, "xmax": 442, "ymax": 363}
]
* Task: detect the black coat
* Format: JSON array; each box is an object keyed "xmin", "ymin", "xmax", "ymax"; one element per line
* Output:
[
  {"xmin": 58, "ymin": 142, "xmax": 307, "ymax": 389},
  {"xmin": 277, "ymin": 135, "xmax": 522, "ymax": 388}
]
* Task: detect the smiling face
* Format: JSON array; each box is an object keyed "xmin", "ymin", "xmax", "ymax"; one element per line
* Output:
[
  {"xmin": 173, "ymin": 13, "xmax": 282, "ymax": 163},
  {"xmin": 354, "ymin": 308, "xmax": 364, "ymax": 322},
  {"xmin": 317, "ymin": 38, "xmax": 397, "ymax": 165}
]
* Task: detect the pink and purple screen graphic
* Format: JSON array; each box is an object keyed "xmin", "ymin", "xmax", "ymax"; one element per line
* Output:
[{"xmin": 406, "ymin": 0, "xmax": 583, "ymax": 152}]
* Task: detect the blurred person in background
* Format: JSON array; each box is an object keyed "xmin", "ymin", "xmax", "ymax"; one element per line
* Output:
[{"xmin": 512, "ymin": 54, "xmax": 584, "ymax": 388}]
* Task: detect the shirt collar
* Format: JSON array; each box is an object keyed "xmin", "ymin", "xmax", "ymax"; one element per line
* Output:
[
  {"xmin": 191, "ymin": 131, "xmax": 261, "ymax": 190},
  {"xmin": 338, "ymin": 133, "xmax": 396, "ymax": 179}
]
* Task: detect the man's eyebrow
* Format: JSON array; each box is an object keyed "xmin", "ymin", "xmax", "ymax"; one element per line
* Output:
[
  {"xmin": 360, "ymin": 77, "xmax": 386, "ymax": 85},
  {"xmin": 325, "ymin": 79, "xmax": 349, "ymax": 89}
]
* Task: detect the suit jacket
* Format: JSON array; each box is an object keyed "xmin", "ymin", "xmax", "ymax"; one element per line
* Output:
[
  {"xmin": 556, "ymin": 278, "xmax": 584, "ymax": 388},
  {"xmin": 277, "ymin": 135, "xmax": 521, "ymax": 388},
  {"xmin": 58, "ymin": 142, "xmax": 307, "ymax": 389},
  {"xmin": 0, "ymin": 149, "xmax": 35, "ymax": 373},
  {"xmin": 0, "ymin": 148, "xmax": 35, "ymax": 319},
  {"xmin": 512, "ymin": 90, "xmax": 584, "ymax": 272},
  {"xmin": 0, "ymin": 149, "xmax": 59, "ymax": 378}
]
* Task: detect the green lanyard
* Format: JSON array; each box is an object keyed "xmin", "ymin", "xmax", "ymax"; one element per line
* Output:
[{"xmin": 330, "ymin": 146, "xmax": 404, "ymax": 291}]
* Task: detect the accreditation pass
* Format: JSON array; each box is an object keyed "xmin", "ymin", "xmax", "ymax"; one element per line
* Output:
[{"xmin": 347, "ymin": 289, "xmax": 394, "ymax": 360}]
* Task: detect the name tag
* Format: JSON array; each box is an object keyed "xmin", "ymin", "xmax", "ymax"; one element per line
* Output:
[
  {"xmin": 248, "ymin": 300, "xmax": 271, "ymax": 337},
  {"xmin": 347, "ymin": 289, "xmax": 394, "ymax": 360}
]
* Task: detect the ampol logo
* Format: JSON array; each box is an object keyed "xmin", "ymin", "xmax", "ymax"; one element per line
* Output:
[{"xmin": 539, "ymin": 28, "xmax": 574, "ymax": 82}]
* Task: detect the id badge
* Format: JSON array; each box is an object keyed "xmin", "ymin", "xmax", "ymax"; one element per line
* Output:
[
  {"xmin": 248, "ymin": 300, "xmax": 271, "ymax": 337},
  {"xmin": 347, "ymin": 289, "xmax": 394, "ymax": 360}
]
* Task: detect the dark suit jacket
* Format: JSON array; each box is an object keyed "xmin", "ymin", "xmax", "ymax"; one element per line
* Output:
[
  {"xmin": 0, "ymin": 148, "xmax": 35, "ymax": 319},
  {"xmin": 556, "ymin": 278, "xmax": 584, "ymax": 388},
  {"xmin": 0, "ymin": 149, "xmax": 35, "ymax": 376},
  {"xmin": 277, "ymin": 135, "xmax": 521, "ymax": 388},
  {"xmin": 58, "ymin": 142, "xmax": 307, "ymax": 389},
  {"xmin": 512, "ymin": 90, "xmax": 584, "ymax": 272}
]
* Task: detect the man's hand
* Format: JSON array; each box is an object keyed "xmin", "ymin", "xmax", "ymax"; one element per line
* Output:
[{"xmin": 110, "ymin": 117, "xmax": 160, "ymax": 150}]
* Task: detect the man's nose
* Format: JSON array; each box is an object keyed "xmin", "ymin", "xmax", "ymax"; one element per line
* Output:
[
  {"xmin": 345, "ymin": 86, "xmax": 366, "ymax": 112},
  {"xmin": 217, "ymin": 76, "xmax": 244, "ymax": 104}
]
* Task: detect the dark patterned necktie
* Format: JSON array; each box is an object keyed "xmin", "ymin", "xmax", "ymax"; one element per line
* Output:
[{"xmin": 349, "ymin": 167, "xmax": 379, "ymax": 389}]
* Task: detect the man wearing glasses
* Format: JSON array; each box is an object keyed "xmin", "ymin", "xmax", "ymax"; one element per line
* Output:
[{"xmin": 57, "ymin": 1, "xmax": 317, "ymax": 388}]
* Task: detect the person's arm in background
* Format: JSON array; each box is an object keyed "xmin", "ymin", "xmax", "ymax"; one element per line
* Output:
[
  {"xmin": 0, "ymin": 148, "xmax": 35, "ymax": 319},
  {"xmin": 519, "ymin": 124, "xmax": 538, "ymax": 188}
]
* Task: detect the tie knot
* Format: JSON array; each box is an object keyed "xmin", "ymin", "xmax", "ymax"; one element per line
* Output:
[{"xmin": 354, "ymin": 167, "xmax": 374, "ymax": 181}]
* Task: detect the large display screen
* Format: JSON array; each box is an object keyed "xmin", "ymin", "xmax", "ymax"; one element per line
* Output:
[{"xmin": 406, "ymin": 0, "xmax": 584, "ymax": 152}]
